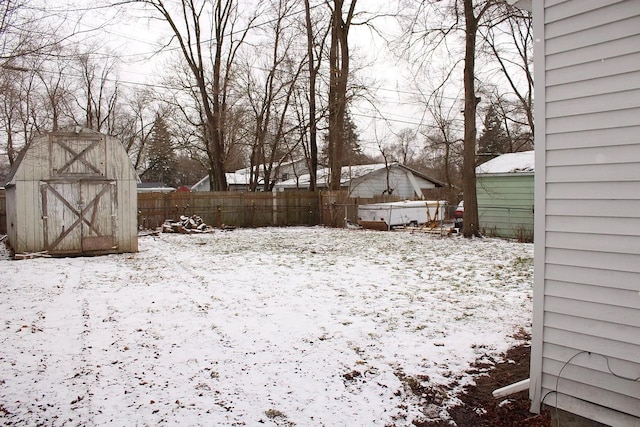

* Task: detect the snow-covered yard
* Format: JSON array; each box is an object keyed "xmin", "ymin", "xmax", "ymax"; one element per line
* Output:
[{"xmin": 0, "ymin": 227, "xmax": 534, "ymax": 426}]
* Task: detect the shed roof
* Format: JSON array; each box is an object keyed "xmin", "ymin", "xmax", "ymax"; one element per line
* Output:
[{"xmin": 476, "ymin": 151, "xmax": 535, "ymax": 175}]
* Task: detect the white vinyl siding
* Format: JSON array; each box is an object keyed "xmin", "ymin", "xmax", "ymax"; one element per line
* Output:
[
  {"xmin": 531, "ymin": 1, "xmax": 640, "ymax": 425},
  {"xmin": 346, "ymin": 167, "xmax": 436, "ymax": 199}
]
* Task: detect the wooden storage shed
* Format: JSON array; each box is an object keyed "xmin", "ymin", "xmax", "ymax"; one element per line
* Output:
[
  {"xmin": 475, "ymin": 151, "xmax": 534, "ymax": 240},
  {"xmin": 3, "ymin": 127, "xmax": 138, "ymax": 256}
]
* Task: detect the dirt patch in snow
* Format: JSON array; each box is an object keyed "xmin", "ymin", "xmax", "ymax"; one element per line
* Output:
[{"xmin": 413, "ymin": 333, "xmax": 551, "ymax": 427}]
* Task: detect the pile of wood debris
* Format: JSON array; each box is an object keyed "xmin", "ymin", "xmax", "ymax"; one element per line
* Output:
[{"xmin": 162, "ymin": 215, "xmax": 213, "ymax": 234}]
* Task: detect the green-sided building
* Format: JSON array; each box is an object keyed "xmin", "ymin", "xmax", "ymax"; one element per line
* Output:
[{"xmin": 476, "ymin": 151, "xmax": 534, "ymax": 241}]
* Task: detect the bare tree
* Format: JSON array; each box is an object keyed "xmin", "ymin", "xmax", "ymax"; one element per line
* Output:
[
  {"xmin": 0, "ymin": 0, "xmax": 58, "ymax": 66},
  {"xmin": 137, "ymin": 0, "xmax": 255, "ymax": 191},
  {"xmin": 37, "ymin": 57, "xmax": 73, "ymax": 132},
  {"xmin": 241, "ymin": 0, "xmax": 306, "ymax": 191},
  {"xmin": 0, "ymin": 56, "xmax": 47, "ymax": 164},
  {"xmin": 327, "ymin": 0, "xmax": 357, "ymax": 191},
  {"xmin": 387, "ymin": 128, "xmax": 418, "ymax": 165},
  {"xmin": 115, "ymin": 89, "xmax": 165, "ymax": 173},
  {"xmin": 0, "ymin": 70, "xmax": 23, "ymax": 164},
  {"xmin": 481, "ymin": 6, "xmax": 533, "ymax": 138},
  {"xmin": 72, "ymin": 51, "xmax": 121, "ymax": 133},
  {"xmin": 303, "ymin": 0, "xmax": 330, "ymax": 191},
  {"xmin": 423, "ymin": 88, "xmax": 463, "ymax": 196},
  {"xmin": 398, "ymin": 0, "xmax": 521, "ymax": 237}
]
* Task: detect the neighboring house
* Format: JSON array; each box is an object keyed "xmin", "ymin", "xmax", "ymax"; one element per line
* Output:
[
  {"xmin": 529, "ymin": 1, "xmax": 640, "ymax": 426},
  {"xmin": 191, "ymin": 159, "xmax": 312, "ymax": 192},
  {"xmin": 475, "ymin": 150, "xmax": 534, "ymax": 240},
  {"xmin": 137, "ymin": 182, "xmax": 176, "ymax": 193},
  {"xmin": 274, "ymin": 163, "xmax": 443, "ymax": 199},
  {"xmin": 3, "ymin": 127, "xmax": 138, "ymax": 256}
]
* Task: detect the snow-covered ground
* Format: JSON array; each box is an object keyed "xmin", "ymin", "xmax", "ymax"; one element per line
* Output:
[{"xmin": 0, "ymin": 227, "xmax": 534, "ymax": 426}]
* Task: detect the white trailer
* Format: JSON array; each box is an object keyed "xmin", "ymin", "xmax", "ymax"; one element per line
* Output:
[{"xmin": 357, "ymin": 200, "xmax": 447, "ymax": 230}]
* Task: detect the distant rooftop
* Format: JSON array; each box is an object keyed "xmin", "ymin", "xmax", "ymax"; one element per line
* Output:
[{"xmin": 476, "ymin": 150, "xmax": 535, "ymax": 174}]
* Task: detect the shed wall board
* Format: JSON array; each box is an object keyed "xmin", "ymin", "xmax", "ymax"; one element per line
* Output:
[
  {"xmin": 531, "ymin": 1, "xmax": 640, "ymax": 424},
  {"xmin": 5, "ymin": 188, "xmax": 17, "ymax": 249}
]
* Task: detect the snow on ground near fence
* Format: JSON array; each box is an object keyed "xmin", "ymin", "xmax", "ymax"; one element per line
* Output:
[{"xmin": 0, "ymin": 227, "xmax": 534, "ymax": 426}]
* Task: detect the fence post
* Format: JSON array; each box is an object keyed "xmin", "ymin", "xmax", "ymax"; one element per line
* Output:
[{"xmin": 273, "ymin": 190, "xmax": 278, "ymax": 226}]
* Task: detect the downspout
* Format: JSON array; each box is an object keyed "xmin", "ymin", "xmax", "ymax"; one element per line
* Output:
[{"xmin": 492, "ymin": 378, "xmax": 530, "ymax": 399}]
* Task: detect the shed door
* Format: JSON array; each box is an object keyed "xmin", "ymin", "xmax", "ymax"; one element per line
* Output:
[
  {"xmin": 50, "ymin": 135, "xmax": 106, "ymax": 176},
  {"xmin": 41, "ymin": 180, "xmax": 117, "ymax": 254}
]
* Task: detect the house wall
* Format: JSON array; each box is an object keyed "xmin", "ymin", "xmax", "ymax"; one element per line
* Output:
[
  {"xmin": 531, "ymin": 1, "xmax": 640, "ymax": 426},
  {"xmin": 349, "ymin": 167, "xmax": 435, "ymax": 199},
  {"xmin": 191, "ymin": 176, "xmax": 210, "ymax": 192},
  {"xmin": 476, "ymin": 174, "xmax": 533, "ymax": 239}
]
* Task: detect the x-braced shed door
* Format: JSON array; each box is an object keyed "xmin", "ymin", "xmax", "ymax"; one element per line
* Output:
[
  {"xmin": 50, "ymin": 134, "xmax": 107, "ymax": 176},
  {"xmin": 41, "ymin": 180, "xmax": 117, "ymax": 254}
]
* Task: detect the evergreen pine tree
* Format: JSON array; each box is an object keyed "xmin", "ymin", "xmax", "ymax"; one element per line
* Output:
[
  {"xmin": 144, "ymin": 115, "xmax": 178, "ymax": 187},
  {"xmin": 477, "ymin": 105, "xmax": 509, "ymax": 164}
]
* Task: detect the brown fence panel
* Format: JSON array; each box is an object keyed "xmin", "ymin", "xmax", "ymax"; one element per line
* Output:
[
  {"xmin": 137, "ymin": 190, "xmax": 411, "ymax": 230},
  {"xmin": 0, "ymin": 189, "xmax": 6, "ymax": 234},
  {"xmin": 137, "ymin": 191, "xmax": 324, "ymax": 229},
  {"xmin": 275, "ymin": 191, "xmax": 321, "ymax": 226}
]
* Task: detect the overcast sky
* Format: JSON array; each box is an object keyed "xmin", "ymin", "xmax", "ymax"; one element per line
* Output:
[{"xmin": 50, "ymin": 1, "xmax": 512, "ymax": 155}]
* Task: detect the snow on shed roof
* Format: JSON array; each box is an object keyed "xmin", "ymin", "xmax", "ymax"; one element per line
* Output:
[{"xmin": 476, "ymin": 150, "xmax": 535, "ymax": 174}]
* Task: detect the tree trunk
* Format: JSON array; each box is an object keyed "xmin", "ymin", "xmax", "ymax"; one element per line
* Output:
[
  {"xmin": 304, "ymin": 0, "xmax": 318, "ymax": 191},
  {"xmin": 328, "ymin": 0, "xmax": 356, "ymax": 191},
  {"xmin": 462, "ymin": 0, "xmax": 480, "ymax": 237},
  {"xmin": 210, "ymin": 0, "xmax": 229, "ymax": 191}
]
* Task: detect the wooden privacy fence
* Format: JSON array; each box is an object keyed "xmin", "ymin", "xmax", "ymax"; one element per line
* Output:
[
  {"xmin": 137, "ymin": 191, "xmax": 404, "ymax": 230},
  {"xmin": 0, "ymin": 188, "xmax": 405, "ymax": 234}
]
